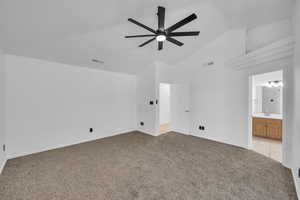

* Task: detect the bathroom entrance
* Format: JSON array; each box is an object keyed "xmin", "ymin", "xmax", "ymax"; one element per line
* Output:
[{"xmin": 251, "ymin": 70, "xmax": 283, "ymax": 162}]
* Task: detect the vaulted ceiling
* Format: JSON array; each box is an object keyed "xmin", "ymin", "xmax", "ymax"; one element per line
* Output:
[{"xmin": 0, "ymin": 0, "xmax": 294, "ymax": 74}]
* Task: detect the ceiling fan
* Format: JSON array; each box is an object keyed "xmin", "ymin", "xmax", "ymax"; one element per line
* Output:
[{"xmin": 125, "ymin": 6, "xmax": 200, "ymax": 51}]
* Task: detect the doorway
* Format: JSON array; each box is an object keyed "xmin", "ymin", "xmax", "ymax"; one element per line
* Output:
[
  {"xmin": 158, "ymin": 83, "xmax": 191, "ymax": 135},
  {"xmin": 250, "ymin": 70, "xmax": 283, "ymax": 162},
  {"xmin": 159, "ymin": 83, "xmax": 171, "ymax": 134}
]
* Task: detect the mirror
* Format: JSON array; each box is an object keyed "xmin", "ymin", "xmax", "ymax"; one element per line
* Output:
[{"xmin": 254, "ymin": 86, "xmax": 282, "ymax": 115}]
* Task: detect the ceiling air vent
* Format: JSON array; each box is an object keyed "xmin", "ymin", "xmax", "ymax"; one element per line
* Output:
[
  {"xmin": 202, "ymin": 61, "xmax": 214, "ymax": 67},
  {"xmin": 91, "ymin": 59, "xmax": 104, "ymax": 64}
]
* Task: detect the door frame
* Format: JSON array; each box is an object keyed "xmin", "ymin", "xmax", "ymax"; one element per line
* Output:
[
  {"xmin": 158, "ymin": 83, "xmax": 171, "ymax": 134},
  {"xmin": 248, "ymin": 68, "xmax": 287, "ymax": 165},
  {"xmin": 156, "ymin": 82, "xmax": 191, "ymax": 135}
]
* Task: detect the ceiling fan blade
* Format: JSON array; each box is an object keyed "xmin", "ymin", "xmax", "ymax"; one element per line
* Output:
[
  {"xmin": 157, "ymin": 6, "xmax": 165, "ymax": 31},
  {"xmin": 125, "ymin": 34, "xmax": 156, "ymax": 38},
  {"xmin": 158, "ymin": 41, "xmax": 163, "ymax": 50},
  {"xmin": 128, "ymin": 18, "xmax": 156, "ymax": 34},
  {"xmin": 167, "ymin": 37, "xmax": 184, "ymax": 46},
  {"xmin": 168, "ymin": 31, "xmax": 200, "ymax": 37},
  {"xmin": 139, "ymin": 37, "xmax": 156, "ymax": 47},
  {"xmin": 166, "ymin": 14, "xmax": 197, "ymax": 33}
]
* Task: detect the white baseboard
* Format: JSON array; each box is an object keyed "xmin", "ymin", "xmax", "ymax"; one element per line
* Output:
[
  {"xmin": 189, "ymin": 133, "xmax": 247, "ymax": 149},
  {"xmin": 292, "ymin": 167, "xmax": 300, "ymax": 199},
  {"xmin": 137, "ymin": 129, "xmax": 159, "ymax": 136},
  {"xmin": 137, "ymin": 129, "xmax": 190, "ymax": 137},
  {"xmin": 171, "ymin": 129, "xmax": 190, "ymax": 135},
  {"xmin": 7, "ymin": 129, "xmax": 135, "ymax": 159},
  {"xmin": 0, "ymin": 158, "xmax": 7, "ymax": 174}
]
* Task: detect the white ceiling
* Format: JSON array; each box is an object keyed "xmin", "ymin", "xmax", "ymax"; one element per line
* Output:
[{"xmin": 0, "ymin": 0, "xmax": 294, "ymax": 74}]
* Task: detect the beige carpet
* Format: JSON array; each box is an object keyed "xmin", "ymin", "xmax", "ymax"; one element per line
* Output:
[{"xmin": 0, "ymin": 131, "xmax": 297, "ymax": 200}]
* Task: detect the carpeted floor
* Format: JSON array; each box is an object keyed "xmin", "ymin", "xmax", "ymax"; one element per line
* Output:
[{"xmin": 0, "ymin": 131, "xmax": 297, "ymax": 200}]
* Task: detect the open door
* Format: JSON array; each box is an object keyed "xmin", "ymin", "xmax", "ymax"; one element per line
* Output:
[{"xmin": 170, "ymin": 84, "xmax": 191, "ymax": 134}]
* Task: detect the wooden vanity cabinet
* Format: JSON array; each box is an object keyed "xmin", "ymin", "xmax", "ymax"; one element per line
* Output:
[{"xmin": 252, "ymin": 117, "xmax": 282, "ymax": 140}]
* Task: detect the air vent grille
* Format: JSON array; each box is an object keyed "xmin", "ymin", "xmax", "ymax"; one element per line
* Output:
[{"xmin": 91, "ymin": 59, "xmax": 104, "ymax": 64}]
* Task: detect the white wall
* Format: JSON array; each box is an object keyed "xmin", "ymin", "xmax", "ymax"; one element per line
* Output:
[
  {"xmin": 136, "ymin": 64, "xmax": 158, "ymax": 135},
  {"xmin": 246, "ymin": 19, "xmax": 293, "ymax": 52},
  {"xmin": 192, "ymin": 30, "xmax": 248, "ymax": 148},
  {"xmin": 5, "ymin": 55, "xmax": 137, "ymax": 159},
  {"xmin": 252, "ymin": 85, "xmax": 263, "ymax": 114},
  {"xmin": 0, "ymin": 48, "xmax": 6, "ymax": 173},
  {"xmin": 292, "ymin": 0, "xmax": 300, "ymax": 195},
  {"xmin": 157, "ymin": 30, "xmax": 249, "ymax": 148},
  {"xmin": 159, "ymin": 83, "xmax": 170, "ymax": 125},
  {"xmin": 190, "ymin": 65, "xmax": 248, "ymax": 148}
]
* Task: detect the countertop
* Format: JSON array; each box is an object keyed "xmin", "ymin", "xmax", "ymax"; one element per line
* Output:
[{"xmin": 252, "ymin": 113, "xmax": 282, "ymax": 119}]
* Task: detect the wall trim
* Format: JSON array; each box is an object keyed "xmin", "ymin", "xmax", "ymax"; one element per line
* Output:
[
  {"xmin": 171, "ymin": 129, "xmax": 190, "ymax": 135},
  {"xmin": 137, "ymin": 129, "xmax": 159, "ymax": 136},
  {"xmin": 143, "ymin": 129, "xmax": 248, "ymax": 149},
  {"xmin": 226, "ymin": 37, "xmax": 294, "ymax": 70},
  {"xmin": 292, "ymin": 167, "xmax": 300, "ymax": 199},
  {"xmin": 189, "ymin": 133, "xmax": 247, "ymax": 149},
  {"xmin": 0, "ymin": 158, "xmax": 7, "ymax": 174},
  {"xmin": 7, "ymin": 129, "xmax": 135, "ymax": 159}
]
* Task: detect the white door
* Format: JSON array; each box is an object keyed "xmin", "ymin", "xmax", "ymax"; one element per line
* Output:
[{"xmin": 170, "ymin": 84, "xmax": 191, "ymax": 134}]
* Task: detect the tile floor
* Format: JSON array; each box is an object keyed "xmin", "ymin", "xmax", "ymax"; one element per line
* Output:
[{"xmin": 252, "ymin": 136, "xmax": 282, "ymax": 162}]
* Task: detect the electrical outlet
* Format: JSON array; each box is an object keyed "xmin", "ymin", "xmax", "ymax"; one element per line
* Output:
[
  {"xmin": 89, "ymin": 128, "xmax": 93, "ymax": 133},
  {"xmin": 3, "ymin": 144, "xmax": 5, "ymax": 152},
  {"xmin": 199, "ymin": 126, "xmax": 205, "ymax": 131},
  {"xmin": 140, "ymin": 121, "xmax": 144, "ymax": 126}
]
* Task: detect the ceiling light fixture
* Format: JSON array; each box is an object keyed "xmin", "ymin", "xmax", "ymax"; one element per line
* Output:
[
  {"xmin": 156, "ymin": 34, "xmax": 166, "ymax": 42},
  {"xmin": 266, "ymin": 80, "xmax": 283, "ymax": 87}
]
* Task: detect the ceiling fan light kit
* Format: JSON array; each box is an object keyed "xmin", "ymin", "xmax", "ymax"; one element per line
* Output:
[
  {"xmin": 125, "ymin": 6, "xmax": 200, "ymax": 50},
  {"xmin": 156, "ymin": 34, "xmax": 166, "ymax": 42}
]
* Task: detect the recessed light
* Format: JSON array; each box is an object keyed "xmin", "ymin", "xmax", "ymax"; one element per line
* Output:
[{"xmin": 91, "ymin": 59, "xmax": 104, "ymax": 64}]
